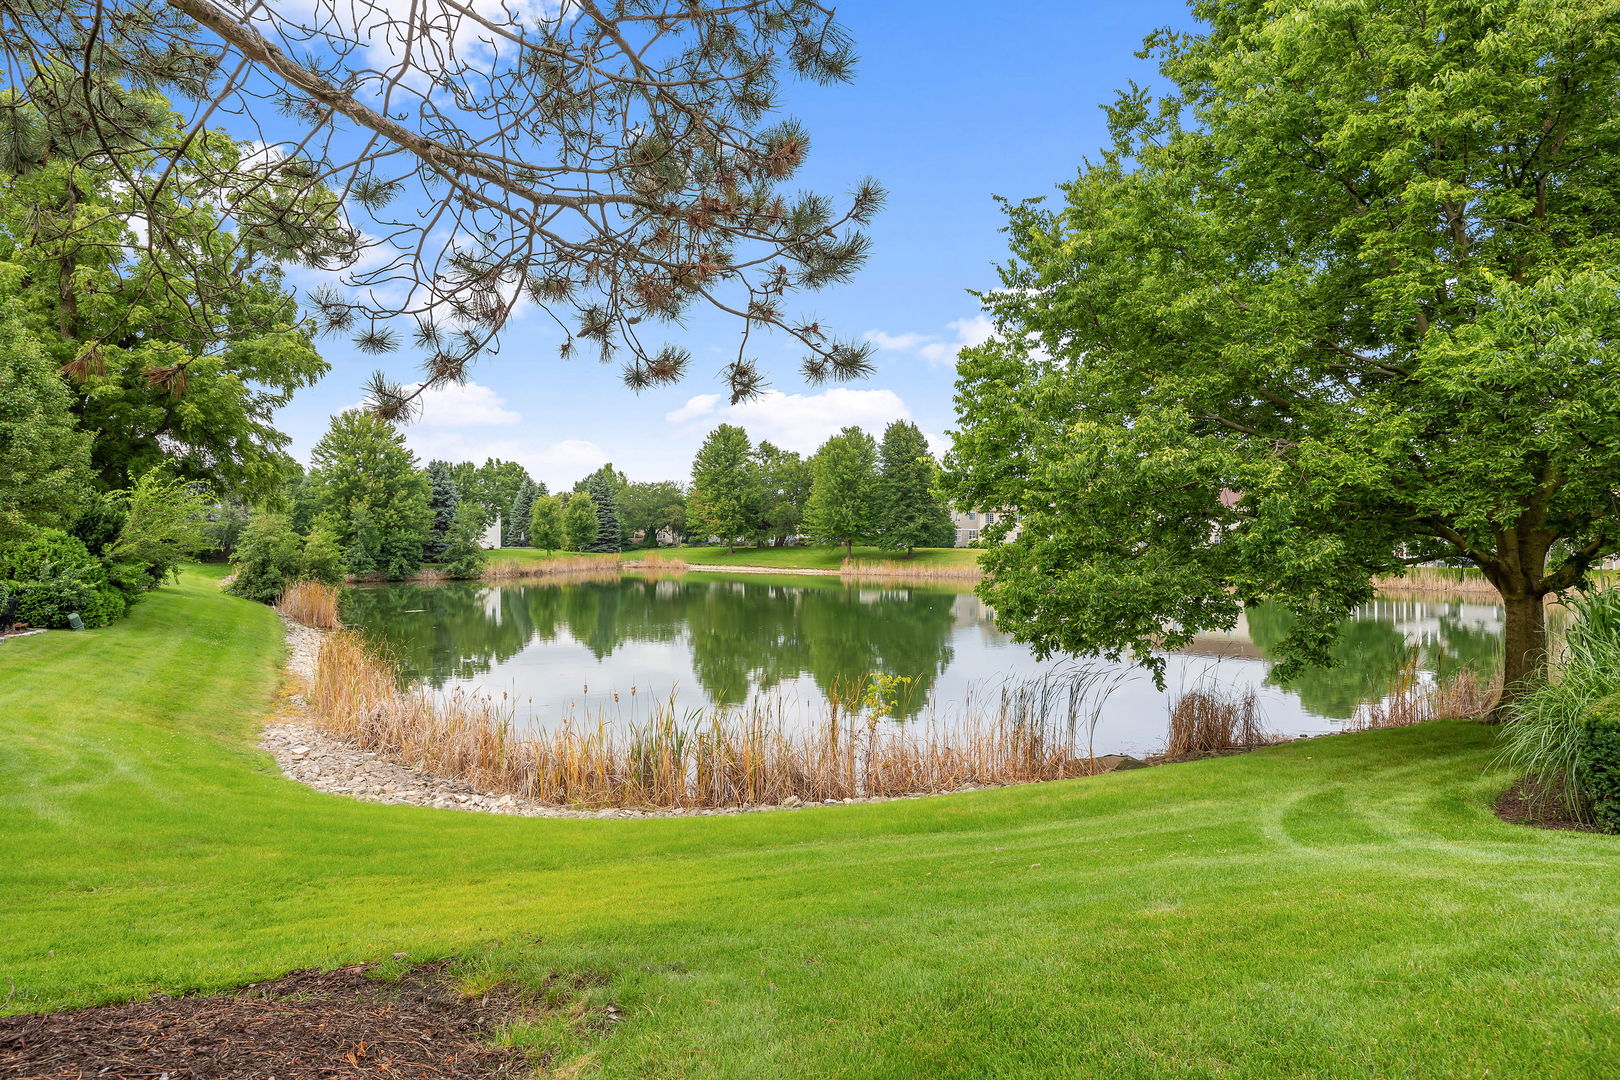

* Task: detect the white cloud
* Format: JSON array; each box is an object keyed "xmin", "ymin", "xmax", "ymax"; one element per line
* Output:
[
  {"xmin": 668, "ymin": 387, "xmax": 939, "ymax": 457},
  {"xmin": 866, "ymin": 314, "xmax": 996, "ymax": 368},
  {"xmin": 665, "ymin": 393, "xmax": 720, "ymax": 424},
  {"xmin": 407, "ymin": 380, "xmax": 521, "ymax": 427},
  {"xmin": 401, "ymin": 429, "xmax": 608, "ymax": 491},
  {"xmin": 863, "ymin": 329, "xmax": 932, "ymax": 352}
]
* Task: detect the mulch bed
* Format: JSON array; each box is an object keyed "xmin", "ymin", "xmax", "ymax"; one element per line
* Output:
[
  {"xmin": 1494, "ymin": 774, "xmax": 1607, "ymax": 834},
  {"xmin": 0, "ymin": 963, "xmax": 536, "ymax": 1079}
]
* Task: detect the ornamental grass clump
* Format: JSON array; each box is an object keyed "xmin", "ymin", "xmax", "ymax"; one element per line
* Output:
[
  {"xmin": 1498, "ymin": 590, "xmax": 1620, "ymax": 826},
  {"xmin": 1164, "ymin": 684, "xmax": 1271, "ymax": 758},
  {"xmin": 1349, "ymin": 663, "xmax": 1496, "ymax": 732}
]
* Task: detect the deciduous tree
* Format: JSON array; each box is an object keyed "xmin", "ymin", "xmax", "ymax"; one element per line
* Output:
[
  {"xmin": 948, "ymin": 0, "xmax": 1620, "ymax": 717},
  {"xmin": 804, "ymin": 427, "xmax": 878, "ymax": 558},
  {"xmin": 874, "ymin": 421, "xmax": 952, "ymax": 556},
  {"xmin": 529, "ymin": 494, "xmax": 565, "ymax": 555},
  {"xmin": 308, "ymin": 411, "xmax": 432, "ymax": 579},
  {"xmin": 754, "ymin": 441, "xmax": 811, "ymax": 546},
  {"xmin": 688, "ymin": 425, "xmax": 758, "ymax": 552},
  {"xmin": 0, "ymin": 310, "xmax": 92, "ymax": 543},
  {"xmin": 563, "ymin": 493, "xmax": 599, "ymax": 553}
]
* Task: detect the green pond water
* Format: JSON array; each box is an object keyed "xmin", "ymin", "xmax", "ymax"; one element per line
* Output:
[{"xmin": 341, "ymin": 573, "xmax": 1507, "ymax": 757}]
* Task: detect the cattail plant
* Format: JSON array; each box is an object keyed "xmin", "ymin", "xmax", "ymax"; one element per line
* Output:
[{"xmin": 307, "ymin": 633, "xmax": 1136, "ymax": 810}]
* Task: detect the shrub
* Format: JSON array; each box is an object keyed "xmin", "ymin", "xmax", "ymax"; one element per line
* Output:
[
  {"xmin": 1580, "ymin": 695, "xmax": 1620, "ymax": 832},
  {"xmin": 1500, "ymin": 590, "xmax": 1620, "ymax": 823},
  {"xmin": 228, "ymin": 512, "xmax": 304, "ymax": 602},
  {"xmin": 300, "ymin": 519, "xmax": 348, "ymax": 586},
  {"xmin": 437, "ymin": 502, "xmax": 488, "ymax": 579},
  {"xmin": 102, "ymin": 469, "xmax": 215, "ymax": 603},
  {"xmin": 0, "ymin": 528, "xmax": 121, "ymax": 629}
]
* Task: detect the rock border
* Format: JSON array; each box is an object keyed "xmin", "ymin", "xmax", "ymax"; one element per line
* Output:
[{"xmin": 260, "ymin": 614, "xmax": 1011, "ymax": 819}]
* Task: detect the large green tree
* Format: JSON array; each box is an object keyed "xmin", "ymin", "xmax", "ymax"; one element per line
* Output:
[
  {"xmin": 529, "ymin": 495, "xmax": 566, "ymax": 555},
  {"xmin": 949, "ymin": 0, "xmax": 1620, "ymax": 717},
  {"xmin": 581, "ymin": 472, "xmax": 626, "ymax": 553},
  {"xmin": 0, "ymin": 78, "xmax": 328, "ymax": 500},
  {"xmin": 308, "ymin": 412, "xmax": 432, "ymax": 579},
  {"xmin": 619, "ymin": 481, "xmax": 687, "ymax": 547},
  {"xmin": 804, "ymin": 427, "xmax": 879, "ymax": 558},
  {"xmin": 688, "ymin": 425, "xmax": 759, "ymax": 553},
  {"xmin": 754, "ymin": 441, "xmax": 812, "ymax": 546},
  {"xmin": 563, "ymin": 493, "xmax": 600, "ymax": 553},
  {"xmin": 874, "ymin": 421, "xmax": 954, "ymax": 556},
  {"xmin": 0, "ymin": 307, "xmax": 93, "ymax": 543}
]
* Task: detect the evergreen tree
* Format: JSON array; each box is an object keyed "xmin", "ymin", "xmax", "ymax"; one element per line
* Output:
[
  {"xmin": 475, "ymin": 459, "xmax": 537, "ymax": 542},
  {"xmin": 875, "ymin": 421, "xmax": 954, "ymax": 556},
  {"xmin": 422, "ymin": 461, "xmax": 460, "ymax": 563},
  {"xmin": 753, "ymin": 441, "xmax": 811, "ymax": 547},
  {"xmin": 563, "ymin": 493, "xmax": 599, "ymax": 552},
  {"xmin": 509, "ymin": 480, "xmax": 539, "ymax": 548},
  {"xmin": 688, "ymin": 424, "xmax": 758, "ymax": 553},
  {"xmin": 583, "ymin": 472, "xmax": 625, "ymax": 553},
  {"xmin": 528, "ymin": 494, "xmax": 565, "ymax": 554},
  {"xmin": 804, "ymin": 427, "xmax": 879, "ymax": 558},
  {"xmin": 308, "ymin": 411, "xmax": 433, "ymax": 579}
]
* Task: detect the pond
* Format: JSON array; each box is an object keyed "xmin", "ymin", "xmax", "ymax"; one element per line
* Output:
[{"xmin": 341, "ymin": 572, "xmax": 1507, "ymax": 758}]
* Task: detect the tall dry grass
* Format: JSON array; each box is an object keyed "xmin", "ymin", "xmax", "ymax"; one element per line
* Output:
[
  {"xmin": 1164, "ymin": 684, "xmax": 1273, "ymax": 756},
  {"xmin": 1346, "ymin": 664, "xmax": 1496, "ymax": 731},
  {"xmin": 1371, "ymin": 567, "xmax": 1502, "ymax": 600},
  {"xmin": 840, "ymin": 558, "xmax": 982, "ymax": 583},
  {"xmin": 480, "ymin": 555, "xmax": 623, "ymax": 582},
  {"xmin": 308, "ymin": 631, "xmax": 1127, "ymax": 809},
  {"xmin": 276, "ymin": 580, "xmax": 342, "ymax": 629}
]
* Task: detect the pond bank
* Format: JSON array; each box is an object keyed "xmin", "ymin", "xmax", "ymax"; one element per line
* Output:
[{"xmin": 261, "ymin": 614, "xmax": 1018, "ymax": 817}]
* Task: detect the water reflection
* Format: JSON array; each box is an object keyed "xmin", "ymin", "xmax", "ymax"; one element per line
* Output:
[{"xmin": 342, "ymin": 574, "xmax": 1510, "ymax": 752}]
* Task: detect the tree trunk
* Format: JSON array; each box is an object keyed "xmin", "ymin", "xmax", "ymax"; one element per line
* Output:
[
  {"xmin": 844, "ymin": 539, "xmax": 852, "ymax": 559},
  {"xmin": 1489, "ymin": 589, "xmax": 1549, "ymax": 722}
]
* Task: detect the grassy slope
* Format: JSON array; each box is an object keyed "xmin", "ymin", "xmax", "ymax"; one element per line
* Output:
[
  {"xmin": 3, "ymin": 568, "xmax": 1619, "ymax": 1078},
  {"xmin": 489, "ymin": 545, "xmax": 982, "ymax": 571}
]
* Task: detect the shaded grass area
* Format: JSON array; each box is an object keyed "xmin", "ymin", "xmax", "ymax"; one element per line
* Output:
[
  {"xmin": 488, "ymin": 544, "xmax": 981, "ymax": 572},
  {"xmin": 4, "ymin": 567, "xmax": 1620, "ymax": 1077}
]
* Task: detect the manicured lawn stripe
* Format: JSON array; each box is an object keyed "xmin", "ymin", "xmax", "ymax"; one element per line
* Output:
[{"xmin": 3, "ymin": 566, "xmax": 1618, "ymax": 1077}]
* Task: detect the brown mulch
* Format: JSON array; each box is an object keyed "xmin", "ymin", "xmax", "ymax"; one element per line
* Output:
[
  {"xmin": 0, "ymin": 963, "xmax": 536, "ymax": 1079},
  {"xmin": 1494, "ymin": 774, "xmax": 1607, "ymax": 834}
]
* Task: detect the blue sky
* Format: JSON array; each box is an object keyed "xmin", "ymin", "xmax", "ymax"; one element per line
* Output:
[{"xmin": 276, "ymin": 0, "xmax": 1198, "ymax": 491}]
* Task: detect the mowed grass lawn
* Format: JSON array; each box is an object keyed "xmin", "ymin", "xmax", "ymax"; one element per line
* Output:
[
  {"xmin": 489, "ymin": 544, "xmax": 982, "ymax": 571},
  {"xmin": 4, "ymin": 567, "xmax": 1619, "ymax": 1078}
]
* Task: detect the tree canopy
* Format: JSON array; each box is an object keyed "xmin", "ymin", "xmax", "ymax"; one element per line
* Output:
[
  {"xmin": 948, "ymin": 0, "xmax": 1620, "ymax": 715},
  {"xmin": 688, "ymin": 424, "xmax": 758, "ymax": 551},
  {"xmin": 308, "ymin": 411, "xmax": 432, "ymax": 579},
  {"xmin": 0, "ymin": 0, "xmax": 883, "ymax": 409},
  {"xmin": 875, "ymin": 421, "xmax": 953, "ymax": 555},
  {"xmin": 804, "ymin": 426, "xmax": 878, "ymax": 557},
  {"xmin": 0, "ymin": 84, "xmax": 326, "ymax": 500}
]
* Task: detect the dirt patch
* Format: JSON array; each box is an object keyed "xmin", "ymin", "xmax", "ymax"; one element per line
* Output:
[
  {"xmin": 1493, "ymin": 774, "xmax": 1607, "ymax": 834},
  {"xmin": 0, "ymin": 963, "xmax": 537, "ymax": 1079}
]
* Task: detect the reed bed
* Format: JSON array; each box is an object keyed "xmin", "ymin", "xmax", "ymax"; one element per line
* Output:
[
  {"xmin": 275, "ymin": 580, "xmax": 342, "ymax": 629},
  {"xmin": 1371, "ymin": 567, "xmax": 1502, "ymax": 600},
  {"xmin": 1164, "ymin": 684, "xmax": 1273, "ymax": 757},
  {"xmin": 308, "ymin": 632, "xmax": 1127, "ymax": 809},
  {"xmin": 1347, "ymin": 664, "xmax": 1496, "ymax": 731},
  {"xmin": 480, "ymin": 555, "xmax": 623, "ymax": 583},
  {"xmin": 840, "ymin": 558, "xmax": 982, "ymax": 583}
]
